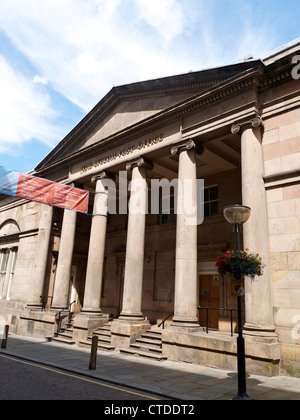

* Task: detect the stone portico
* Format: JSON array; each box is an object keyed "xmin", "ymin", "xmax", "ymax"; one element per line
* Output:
[{"xmin": 0, "ymin": 41, "xmax": 300, "ymax": 377}]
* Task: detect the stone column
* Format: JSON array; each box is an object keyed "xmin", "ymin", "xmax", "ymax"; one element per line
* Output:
[
  {"xmin": 81, "ymin": 172, "xmax": 114, "ymax": 316},
  {"xmin": 27, "ymin": 204, "xmax": 53, "ymax": 309},
  {"xmin": 51, "ymin": 209, "xmax": 77, "ymax": 310},
  {"xmin": 118, "ymin": 157, "xmax": 153, "ymax": 321},
  {"xmin": 232, "ymin": 116, "xmax": 276, "ymax": 338},
  {"xmin": 170, "ymin": 140, "xmax": 203, "ymax": 329}
]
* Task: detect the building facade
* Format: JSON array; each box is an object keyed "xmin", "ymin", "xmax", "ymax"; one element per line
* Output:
[{"xmin": 0, "ymin": 40, "xmax": 300, "ymax": 377}]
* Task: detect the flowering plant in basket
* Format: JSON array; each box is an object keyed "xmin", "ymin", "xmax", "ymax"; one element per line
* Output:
[{"xmin": 216, "ymin": 248, "xmax": 265, "ymax": 280}]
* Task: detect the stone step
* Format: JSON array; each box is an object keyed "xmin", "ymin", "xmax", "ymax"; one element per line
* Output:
[
  {"xmin": 50, "ymin": 335, "xmax": 76, "ymax": 345},
  {"xmin": 57, "ymin": 330, "xmax": 73, "ymax": 338},
  {"xmin": 78, "ymin": 340, "xmax": 115, "ymax": 351},
  {"xmin": 145, "ymin": 329, "xmax": 163, "ymax": 337},
  {"xmin": 119, "ymin": 325, "xmax": 166, "ymax": 361},
  {"xmin": 64, "ymin": 327, "xmax": 74, "ymax": 333},
  {"xmin": 141, "ymin": 333, "xmax": 162, "ymax": 341},
  {"xmin": 119, "ymin": 347, "xmax": 167, "ymax": 361},
  {"xmin": 98, "ymin": 325, "xmax": 112, "ymax": 331},
  {"xmin": 93, "ymin": 330, "xmax": 111, "ymax": 338},
  {"xmin": 87, "ymin": 334, "xmax": 111, "ymax": 343},
  {"xmin": 130, "ymin": 343, "xmax": 162, "ymax": 353},
  {"xmin": 135, "ymin": 337, "xmax": 162, "ymax": 347},
  {"xmin": 78, "ymin": 323, "xmax": 115, "ymax": 351},
  {"xmin": 46, "ymin": 322, "xmax": 76, "ymax": 345}
]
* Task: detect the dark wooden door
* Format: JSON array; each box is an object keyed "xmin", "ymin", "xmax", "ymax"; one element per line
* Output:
[{"xmin": 199, "ymin": 274, "xmax": 220, "ymax": 330}]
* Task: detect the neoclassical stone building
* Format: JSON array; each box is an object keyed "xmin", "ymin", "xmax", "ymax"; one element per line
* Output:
[{"xmin": 0, "ymin": 39, "xmax": 300, "ymax": 377}]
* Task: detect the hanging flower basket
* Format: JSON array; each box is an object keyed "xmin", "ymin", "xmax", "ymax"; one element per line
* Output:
[{"xmin": 216, "ymin": 248, "xmax": 265, "ymax": 281}]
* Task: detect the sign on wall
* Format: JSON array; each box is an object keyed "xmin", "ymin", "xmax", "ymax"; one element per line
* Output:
[{"xmin": 0, "ymin": 166, "xmax": 89, "ymax": 213}]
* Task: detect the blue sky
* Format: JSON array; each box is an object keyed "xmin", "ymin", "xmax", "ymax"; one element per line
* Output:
[{"xmin": 0, "ymin": 0, "xmax": 299, "ymax": 173}]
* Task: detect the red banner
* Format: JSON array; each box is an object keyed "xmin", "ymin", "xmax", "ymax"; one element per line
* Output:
[{"xmin": 16, "ymin": 173, "xmax": 89, "ymax": 213}]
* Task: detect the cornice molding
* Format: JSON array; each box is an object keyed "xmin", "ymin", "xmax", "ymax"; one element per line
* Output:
[
  {"xmin": 0, "ymin": 228, "xmax": 39, "ymax": 244},
  {"xmin": 259, "ymin": 69, "xmax": 292, "ymax": 89}
]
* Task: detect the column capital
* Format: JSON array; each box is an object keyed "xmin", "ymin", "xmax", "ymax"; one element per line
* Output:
[
  {"xmin": 91, "ymin": 171, "xmax": 115, "ymax": 183},
  {"xmin": 231, "ymin": 115, "xmax": 264, "ymax": 135},
  {"xmin": 171, "ymin": 139, "xmax": 204, "ymax": 156},
  {"xmin": 126, "ymin": 157, "xmax": 154, "ymax": 172}
]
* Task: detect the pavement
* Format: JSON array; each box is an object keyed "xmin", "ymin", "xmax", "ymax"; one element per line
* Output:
[{"xmin": 1, "ymin": 325, "xmax": 300, "ymax": 400}]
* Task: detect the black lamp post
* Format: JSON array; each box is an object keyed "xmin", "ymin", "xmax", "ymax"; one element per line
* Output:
[{"xmin": 223, "ymin": 204, "xmax": 251, "ymax": 401}]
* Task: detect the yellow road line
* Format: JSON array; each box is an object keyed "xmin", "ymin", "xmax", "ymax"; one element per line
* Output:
[{"xmin": 0, "ymin": 354, "xmax": 159, "ymax": 400}]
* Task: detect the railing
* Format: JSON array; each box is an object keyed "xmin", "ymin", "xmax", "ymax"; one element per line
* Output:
[
  {"xmin": 156, "ymin": 307, "xmax": 238, "ymax": 336},
  {"xmin": 157, "ymin": 312, "xmax": 174, "ymax": 329},
  {"xmin": 198, "ymin": 306, "xmax": 238, "ymax": 337},
  {"xmin": 55, "ymin": 301, "xmax": 76, "ymax": 335}
]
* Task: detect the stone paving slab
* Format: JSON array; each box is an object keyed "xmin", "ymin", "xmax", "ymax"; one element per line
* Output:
[{"xmin": 1, "ymin": 329, "xmax": 300, "ymax": 400}]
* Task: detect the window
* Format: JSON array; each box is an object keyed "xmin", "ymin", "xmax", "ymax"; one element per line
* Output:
[
  {"xmin": 0, "ymin": 249, "xmax": 9, "ymax": 298},
  {"xmin": 6, "ymin": 248, "xmax": 18, "ymax": 300},
  {"xmin": 0, "ymin": 247, "xmax": 18, "ymax": 300},
  {"xmin": 204, "ymin": 186, "xmax": 218, "ymax": 217}
]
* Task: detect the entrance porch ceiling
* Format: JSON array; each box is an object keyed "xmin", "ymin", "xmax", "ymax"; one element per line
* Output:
[{"xmin": 146, "ymin": 134, "xmax": 241, "ymax": 179}]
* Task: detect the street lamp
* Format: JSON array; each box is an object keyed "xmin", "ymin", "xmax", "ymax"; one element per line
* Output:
[{"xmin": 223, "ymin": 204, "xmax": 251, "ymax": 400}]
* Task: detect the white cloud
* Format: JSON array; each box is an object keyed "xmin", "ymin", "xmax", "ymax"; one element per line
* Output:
[
  {"xmin": 133, "ymin": 0, "xmax": 186, "ymax": 45},
  {"xmin": 0, "ymin": 55, "xmax": 62, "ymax": 153},
  {"xmin": 0, "ymin": 0, "xmax": 282, "ymax": 163},
  {"xmin": 0, "ymin": 0, "xmax": 198, "ymax": 111},
  {"xmin": 33, "ymin": 75, "xmax": 49, "ymax": 85}
]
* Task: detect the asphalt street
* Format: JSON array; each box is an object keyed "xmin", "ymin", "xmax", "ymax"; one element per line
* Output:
[
  {"xmin": 1, "ymin": 328, "xmax": 300, "ymax": 401},
  {"xmin": 0, "ymin": 353, "xmax": 160, "ymax": 401}
]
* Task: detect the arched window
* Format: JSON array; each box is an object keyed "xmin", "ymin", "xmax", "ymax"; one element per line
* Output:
[
  {"xmin": 0, "ymin": 219, "xmax": 21, "ymax": 236},
  {"xmin": 0, "ymin": 219, "xmax": 20, "ymax": 300}
]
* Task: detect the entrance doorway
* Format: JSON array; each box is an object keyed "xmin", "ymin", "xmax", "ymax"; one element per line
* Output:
[{"xmin": 199, "ymin": 274, "xmax": 220, "ymax": 330}]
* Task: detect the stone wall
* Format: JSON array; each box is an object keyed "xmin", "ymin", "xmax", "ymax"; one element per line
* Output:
[
  {"xmin": 0, "ymin": 199, "xmax": 42, "ymax": 303},
  {"xmin": 263, "ymin": 108, "xmax": 300, "ymax": 375}
]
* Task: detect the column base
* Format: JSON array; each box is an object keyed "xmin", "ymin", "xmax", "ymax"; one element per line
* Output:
[
  {"xmin": 118, "ymin": 311, "xmax": 145, "ymax": 322},
  {"xmin": 243, "ymin": 323, "xmax": 278, "ymax": 341},
  {"xmin": 111, "ymin": 318, "xmax": 151, "ymax": 350},
  {"xmin": 80, "ymin": 307, "xmax": 103, "ymax": 317},
  {"xmin": 243, "ymin": 323, "xmax": 281, "ymax": 376},
  {"xmin": 72, "ymin": 311, "xmax": 107, "ymax": 341},
  {"xmin": 170, "ymin": 316, "xmax": 200, "ymax": 331}
]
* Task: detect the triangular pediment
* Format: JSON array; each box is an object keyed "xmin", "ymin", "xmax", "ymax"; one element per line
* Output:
[{"xmin": 36, "ymin": 61, "xmax": 263, "ymax": 171}]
